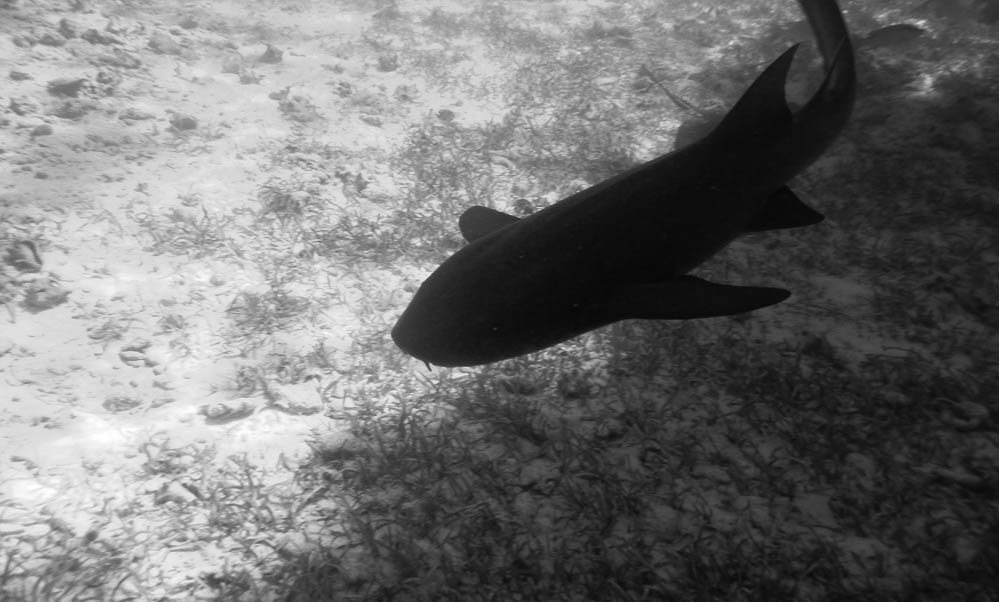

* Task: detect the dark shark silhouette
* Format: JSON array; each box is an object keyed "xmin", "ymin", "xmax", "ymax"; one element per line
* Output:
[{"xmin": 393, "ymin": 0, "xmax": 856, "ymax": 367}]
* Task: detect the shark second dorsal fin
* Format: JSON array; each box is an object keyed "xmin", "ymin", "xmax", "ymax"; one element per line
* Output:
[
  {"xmin": 711, "ymin": 44, "xmax": 798, "ymax": 141},
  {"xmin": 458, "ymin": 206, "xmax": 520, "ymax": 242},
  {"xmin": 747, "ymin": 186, "xmax": 824, "ymax": 232}
]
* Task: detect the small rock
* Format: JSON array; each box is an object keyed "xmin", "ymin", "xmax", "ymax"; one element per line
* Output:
[
  {"xmin": 951, "ymin": 534, "xmax": 983, "ymax": 566},
  {"xmin": 512, "ymin": 491, "xmax": 539, "ymax": 519},
  {"xmin": 259, "ymin": 44, "xmax": 283, "ymax": 64},
  {"xmin": 312, "ymin": 431, "xmax": 365, "ymax": 460},
  {"xmin": 377, "ymin": 54, "xmax": 398, "ymax": 72},
  {"xmin": 275, "ymin": 532, "xmax": 318, "ymax": 560},
  {"xmin": 103, "ymin": 394, "xmax": 143, "ymax": 412},
  {"xmin": 843, "ymin": 452, "xmax": 878, "ymax": 491},
  {"xmin": 121, "ymin": 339, "xmax": 152, "ymax": 353},
  {"xmin": 104, "ymin": 16, "xmax": 135, "ymax": 36},
  {"xmin": 97, "ymin": 49, "xmax": 141, "ymax": 69},
  {"xmin": 30, "ymin": 123, "xmax": 53, "ymax": 137},
  {"xmin": 966, "ymin": 437, "xmax": 999, "ymax": 485},
  {"xmin": 23, "ymin": 276, "xmax": 69, "ymax": 308},
  {"xmin": 9, "ymin": 96, "xmax": 40, "ymax": 116},
  {"xmin": 691, "ymin": 463, "xmax": 732, "ymax": 484},
  {"xmin": 5, "ymin": 240, "xmax": 42, "ymax": 272},
  {"xmin": 148, "ymin": 31, "xmax": 182, "ymax": 55},
  {"xmin": 393, "ymin": 85, "xmax": 417, "ymax": 102},
  {"xmin": 169, "ymin": 113, "xmax": 197, "ymax": 130},
  {"xmin": 924, "ymin": 464, "xmax": 983, "ymax": 488},
  {"xmin": 595, "ymin": 418, "xmax": 627, "ymax": 440},
  {"xmin": 289, "ymin": 189, "xmax": 311, "ymax": 206},
  {"xmin": 47, "ymin": 77, "xmax": 88, "ymax": 97},
  {"xmin": 220, "ymin": 54, "xmax": 243, "ymax": 74},
  {"xmin": 372, "ymin": 4, "xmax": 402, "ymax": 21},
  {"xmin": 519, "ymin": 459, "xmax": 560, "ymax": 492},
  {"xmin": 707, "ymin": 506, "xmax": 739, "ymax": 533},
  {"xmin": 9, "ymin": 69, "xmax": 31, "ymax": 81},
  {"xmin": 87, "ymin": 320, "xmax": 124, "ymax": 341},
  {"xmin": 943, "ymin": 400, "xmax": 990, "ymax": 430},
  {"xmin": 119, "ymin": 107, "xmax": 156, "ymax": 121},
  {"xmin": 12, "ymin": 33, "xmax": 36, "ymax": 48},
  {"xmin": 154, "ymin": 480, "xmax": 199, "ymax": 505},
  {"xmin": 733, "ymin": 495, "xmax": 786, "ymax": 530},
  {"xmin": 81, "ymin": 29, "xmax": 121, "ymax": 45},
  {"xmin": 557, "ymin": 369, "xmax": 594, "ymax": 399},
  {"xmin": 199, "ymin": 398, "xmax": 260, "ymax": 423},
  {"xmin": 118, "ymin": 350, "xmax": 146, "ymax": 367},
  {"xmin": 881, "ymin": 389, "xmax": 912, "ymax": 407},
  {"xmin": 793, "ymin": 492, "xmax": 838, "ymax": 529},
  {"xmin": 38, "ymin": 31, "xmax": 67, "ymax": 47},
  {"xmin": 955, "ymin": 121, "xmax": 984, "ymax": 148},
  {"xmin": 52, "ymin": 99, "xmax": 96, "ymax": 120},
  {"xmin": 837, "ymin": 536, "xmax": 892, "ymax": 577},
  {"xmin": 641, "ymin": 503, "xmax": 682, "ymax": 537},
  {"xmin": 267, "ymin": 382, "xmax": 323, "ymax": 415},
  {"xmin": 239, "ymin": 69, "xmax": 262, "ymax": 84},
  {"xmin": 59, "ymin": 18, "xmax": 81, "ymax": 39}
]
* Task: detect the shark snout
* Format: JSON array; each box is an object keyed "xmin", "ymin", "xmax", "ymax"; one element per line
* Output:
[
  {"xmin": 391, "ymin": 308, "xmax": 463, "ymax": 367},
  {"xmin": 392, "ymin": 302, "xmax": 515, "ymax": 368}
]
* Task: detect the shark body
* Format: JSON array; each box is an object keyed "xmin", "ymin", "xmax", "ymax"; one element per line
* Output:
[{"xmin": 393, "ymin": 0, "xmax": 856, "ymax": 367}]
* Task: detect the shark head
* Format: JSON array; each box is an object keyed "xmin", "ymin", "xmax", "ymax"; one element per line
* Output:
[{"xmin": 391, "ymin": 254, "xmax": 601, "ymax": 367}]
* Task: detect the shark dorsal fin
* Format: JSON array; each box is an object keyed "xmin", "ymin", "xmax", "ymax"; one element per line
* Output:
[
  {"xmin": 711, "ymin": 44, "xmax": 798, "ymax": 141},
  {"xmin": 459, "ymin": 206, "xmax": 519, "ymax": 242}
]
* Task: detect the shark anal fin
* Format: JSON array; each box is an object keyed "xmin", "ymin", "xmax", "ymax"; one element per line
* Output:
[
  {"xmin": 458, "ymin": 206, "xmax": 520, "ymax": 242},
  {"xmin": 608, "ymin": 276, "xmax": 790, "ymax": 320},
  {"xmin": 748, "ymin": 186, "xmax": 824, "ymax": 232}
]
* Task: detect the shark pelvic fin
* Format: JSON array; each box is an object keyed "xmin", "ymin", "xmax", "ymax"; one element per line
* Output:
[
  {"xmin": 459, "ymin": 206, "xmax": 520, "ymax": 242},
  {"xmin": 607, "ymin": 276, "xmax": 791, "ymax": 320},
  {"xmin": 748, "ymin": 186, "xmax": 824, "ymax": 232},
  {"xmin": 712, "ymin": 44, "xmax": 798, "ymax": 141}
]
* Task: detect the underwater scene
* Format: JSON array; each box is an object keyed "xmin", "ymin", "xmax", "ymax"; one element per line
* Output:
[{"xmin": 1, "ymin": 0, "xmax": 998, "ymax": 599}]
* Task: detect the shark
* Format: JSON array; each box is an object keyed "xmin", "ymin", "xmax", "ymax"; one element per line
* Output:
[{"xmin": 392, "ymin": 0, "xmax": 856, "ymax": 367}]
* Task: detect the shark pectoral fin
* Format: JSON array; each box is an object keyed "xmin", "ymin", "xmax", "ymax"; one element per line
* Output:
[
  {"xmin": 458, "ymin": 206, "xmax": 520, "ymax": 242},
  {"xmin": 748, "ymin": 186, "xmax": 824, "ymax": 232},
  {"xmin": 608, "ymin": 276, "xmax": 791, "ymax": 320}
]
